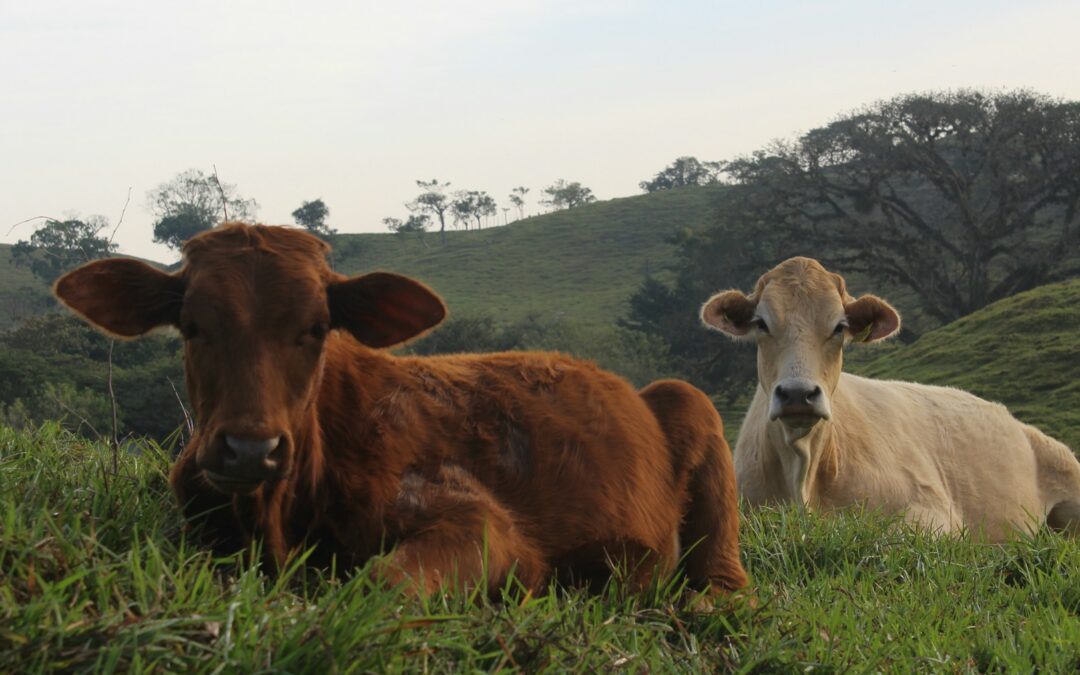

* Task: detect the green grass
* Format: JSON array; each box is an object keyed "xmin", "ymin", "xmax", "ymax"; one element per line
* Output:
[
  {"xmin": 848, "ymin": 277, "xmax": 1080, "ymax": 451},
  {"xmin": 6, "ymin": 424, "xmax": 1080, "ymax": 672}
]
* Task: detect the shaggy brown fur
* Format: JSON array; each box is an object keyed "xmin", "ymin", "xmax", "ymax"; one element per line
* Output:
[{"xmin": 54, "ymin": 223, "xmax": 747, "ymax": 599}]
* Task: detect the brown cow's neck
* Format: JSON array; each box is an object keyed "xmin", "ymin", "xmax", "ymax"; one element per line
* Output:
[{"xmin": 306, "ymin": 336, "xmax": 417, "ymax": 542}]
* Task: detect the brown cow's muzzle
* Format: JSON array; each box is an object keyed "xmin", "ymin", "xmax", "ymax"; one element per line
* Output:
[{"xmin": 199, "ymin": 434, "xmax": 287, "ymax": 494}]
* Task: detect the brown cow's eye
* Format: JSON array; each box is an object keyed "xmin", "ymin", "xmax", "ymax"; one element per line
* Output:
[
  {"xmin": 834, "ymin": 322, "xmax": 847, "ymax": 336},
  {"xmin": 310, "ymin": 323, "xmax": 329, "ymax": 340},
  {"xmin": 753, "ymin": 318, "xmax": 770, "ymax": 334}
]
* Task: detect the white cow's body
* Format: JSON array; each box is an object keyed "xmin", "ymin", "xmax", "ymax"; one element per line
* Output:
[
  {"xmin": 736, "ymin": 372, "xmax": 1080, "ymax": 540},
  {"xmin": 701, "ymin": 256, "xmax": 1080, "ymax": 542}
]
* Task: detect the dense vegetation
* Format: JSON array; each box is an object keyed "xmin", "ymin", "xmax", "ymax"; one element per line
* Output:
[
  {"xmin": 0, "ymin": 314, "xmax": 185, "ymax": 441},
  {"xmin": 5, "ymin": 424, "xmax": 1080, "ymax": 671}
]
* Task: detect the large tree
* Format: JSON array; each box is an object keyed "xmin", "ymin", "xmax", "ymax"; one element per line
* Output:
[
  {"xmin": 722, "ymin": 90, "xmax": 1080, "ymax": 324},
  {"xmin": 12, "ymin": 216, "xmax": 118, "ymax": 282},
  {"xmin": 408, "ymin": 179, "xmax": 452, "ymax": 244},
  {"xmin": 540, "ymin": 180, "xmax": 595, "ymax": 210},
  {"xmin": 639, "ymin": 156, "xmax": 722, "ymax": 192},
  {"xmin": 147, "ymin": 169, "xmax": 258, "ymax": 251},
  {"xmin": 292, "ymin": 198, "xmax": 335, "ymax": 239}
]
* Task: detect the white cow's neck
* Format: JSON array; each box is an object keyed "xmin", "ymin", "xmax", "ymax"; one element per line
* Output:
[{"xmin": 770, "ymin": 419, "xmax": 839, "ymax": 507}]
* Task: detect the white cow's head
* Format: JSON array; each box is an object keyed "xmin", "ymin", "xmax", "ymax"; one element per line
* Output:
[{"xmin": 701, "ymin": 257, "xmax": 900, "ymax": 438}]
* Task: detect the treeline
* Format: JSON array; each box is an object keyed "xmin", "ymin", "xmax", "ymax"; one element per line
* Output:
[{"xmin": 0, "ymin": 314, "xmax": 185, "ymax": 440}]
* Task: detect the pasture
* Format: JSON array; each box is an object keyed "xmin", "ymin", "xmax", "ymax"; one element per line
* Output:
[{"xmin": 5, "ymin": 424, "xmax": 1080, "ymax": 672}]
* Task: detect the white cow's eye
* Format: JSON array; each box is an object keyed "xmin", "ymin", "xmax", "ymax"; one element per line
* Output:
[
  {"xmin": 753, "ymin": 318, "xmax": 770, "ymax": 334},
  {"xmin": 834, "ymin": 322, "xmax": 847, "ymax": 335}
]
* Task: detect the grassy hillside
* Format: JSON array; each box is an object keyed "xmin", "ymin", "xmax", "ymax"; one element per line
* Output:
[
  {"xmin": 6, "ymin": 424, "xmax": 1080, "ymax": 671},
  {"xmin": 328, "ymin": 186, "xmax": 719, "ymax": 326},
  {"xmin": 849, "ymin": 277, "xmax": 1080, "ymax": 450},
  {"xmin": 0, "ymin": 188, "xmax": 719, "ymax": 330}
]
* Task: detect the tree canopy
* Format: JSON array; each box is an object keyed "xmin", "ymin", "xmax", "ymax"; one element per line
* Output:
[
  {"xmin": 408, "ymin": 179, "xmax": 452, "ymax": 244},
  {"xmin": 451, "ymin": 190, "xmax": 498, "ymax": 230},
  {"xmin": 147, "ymin": 169, "xmax": 258, "ymax": 251},
  {"xmin": 721, "ymin": 90, "xmax": 1080, "ymax": 323},
  {"xmin": 639, "ymin": 156, "xmax": 722, "ymax": 192},
  {"xmin": 292, "ymin": 198, "xmax": 335, "ymax": 239},
  {"xmin": 384, "ymin": 214, "xmax": 429, "ymax": 235},
  {"xmin": 540, "ymin": 180, "xmax": 595, "ymax": 210},
  {"xmin": 508, "ymin": 186, "xmax": 530, "ymax": 220},
  {"xmin": 12, "ymin": 217, "xmax": 118, "ymax": 283}
]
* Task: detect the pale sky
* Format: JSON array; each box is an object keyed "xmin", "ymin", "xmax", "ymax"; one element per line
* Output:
[{"xmin": 3, "ymin": 0, "xmax": 1079, "ymax": 261}]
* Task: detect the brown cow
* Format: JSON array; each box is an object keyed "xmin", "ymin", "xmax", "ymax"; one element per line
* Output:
[{"xmin": 55, "ymin": 223, "xmax": 746, "ymax": 600}]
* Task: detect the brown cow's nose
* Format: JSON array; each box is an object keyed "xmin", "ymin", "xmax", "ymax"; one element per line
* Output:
[
  {"xmin": 770, "ymin": 378, "xmax": 830, "ymax": 422},
  {"xmin": 222, "ymin": 434, "xmax": 283, "ymax": 475}
]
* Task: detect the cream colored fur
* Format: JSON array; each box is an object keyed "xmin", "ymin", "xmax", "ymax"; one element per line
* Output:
[{"xmin": 736, "ymin": 373, "xmax": 1080, "ymax": 540}]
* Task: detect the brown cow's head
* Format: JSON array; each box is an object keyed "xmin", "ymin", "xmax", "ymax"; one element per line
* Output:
[
  {"xmin": 54, "ymin": 223, "xmax": 446, "ymax": 494},
  {"xmin": 700, "ymin": 257, "xmax": 899, "ymax": 438}
]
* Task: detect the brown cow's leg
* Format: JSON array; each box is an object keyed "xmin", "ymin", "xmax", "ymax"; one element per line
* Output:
[
  {"xmin": 680, "ymin": 435, "xmax": 748, "ymax": 594},
  {"xmin": 377, "ymin": 465, "xmax": 548, "ymax": 597},
  {"xmin": 640, "ymin": 380, "xmax": 748, "ymax": 599}
]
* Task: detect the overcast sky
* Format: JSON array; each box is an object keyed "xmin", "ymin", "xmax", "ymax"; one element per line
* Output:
[{"xmin": 3, "ymin": 0, "xmax": 1079, "ymax": 261}]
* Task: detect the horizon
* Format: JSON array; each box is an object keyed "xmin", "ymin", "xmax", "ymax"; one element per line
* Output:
[{"xmin": 4, "ymin": 0, "xmax": 1079, "ymax": 261}]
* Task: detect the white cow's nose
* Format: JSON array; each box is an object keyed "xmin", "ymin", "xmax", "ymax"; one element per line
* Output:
[{"xmin": 770, "ymin": 378, "xmax": 830, "ymax": 421}]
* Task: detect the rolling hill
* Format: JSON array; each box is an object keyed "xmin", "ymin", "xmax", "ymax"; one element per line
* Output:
[
  {"xmin": 0, "ymin": 187, "xmax": 720, "ymax": 330},
  {"xmin": 849, "ymin": 278, "xmax": 1080, "ymax": 450},
  {"xmin": 330, "ymin": 186, "xmax": 720, "ymax": 325}
]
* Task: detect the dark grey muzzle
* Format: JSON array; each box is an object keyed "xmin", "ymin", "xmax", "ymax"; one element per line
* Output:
[{"xmin": 770, "ymin": 378, "xmax": 830, "ymax": 421}]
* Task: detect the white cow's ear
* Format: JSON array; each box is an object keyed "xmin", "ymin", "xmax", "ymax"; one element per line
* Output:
[
  {"xmin": 845, "ymin": 295, "xmax": 901, "ymax": 343},
  {"xmin": 701, "ymin": 290, "xmax": 757, "ymax": 338}
]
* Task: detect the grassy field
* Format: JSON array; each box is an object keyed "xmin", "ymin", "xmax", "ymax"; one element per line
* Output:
[
  {"xmin": 5, "ymin": 424, "xmax": 1080, "ymax": 672},
  {"xmin": 848, "ymin": 277, "xmax": 1080, "ymax": 451}
]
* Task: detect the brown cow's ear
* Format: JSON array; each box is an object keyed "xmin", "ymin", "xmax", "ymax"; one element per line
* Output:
[
  {"xmin": 701, "ymin": 290, "xmax": 757, "ymax": 337},
  {"xmin": 845, "ymin": 295, "xmax": 901, "ymax": 343},
  {"xmin": 54, "ymin": 259, "xmax": 183, "ymax": 338},
  {"xmin": 328, "ymin": 272, "xmax": 447, "ymax": 348}
]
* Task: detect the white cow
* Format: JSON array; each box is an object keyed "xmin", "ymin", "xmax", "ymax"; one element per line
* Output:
[{"xmin": 701, "ymin": 256, "xmax": 1080, "ymax": 541}]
